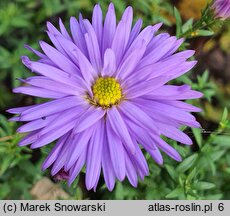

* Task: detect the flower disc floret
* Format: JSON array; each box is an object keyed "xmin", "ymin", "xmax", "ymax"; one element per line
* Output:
[{"xmin": 92, "ymin": 77, "xmax": 122, "ymax": 108}]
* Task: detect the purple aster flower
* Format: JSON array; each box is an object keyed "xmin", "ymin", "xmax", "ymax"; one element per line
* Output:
[
  {"xmin": 54, "ymin": 169, "xmax": 70, "ymax": 181},
  {"xmin": 8, "ymin": 3, "xmax": 202, "ymax": 191},
  {"xmin": 212, "ymin": 0, "xmax": 230, "ymax": 19}
]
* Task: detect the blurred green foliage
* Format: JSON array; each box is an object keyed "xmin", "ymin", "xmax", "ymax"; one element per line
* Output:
[
  {"xmin": 0, "ymin": 115, "xmax": 42, "ymax": 199},
  {"xmin": 0, "ymin": 0, "xmax": 230, "ymax": 200}
]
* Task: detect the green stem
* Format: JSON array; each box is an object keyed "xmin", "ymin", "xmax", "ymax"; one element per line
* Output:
[{"xmin": 180, "ymin": 3, "xmax": 215, "ymax": 38}]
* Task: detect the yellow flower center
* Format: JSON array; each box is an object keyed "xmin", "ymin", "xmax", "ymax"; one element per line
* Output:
[{"xmin": 91, "ymin": 77, "xmax": 122, "ymax": 108}]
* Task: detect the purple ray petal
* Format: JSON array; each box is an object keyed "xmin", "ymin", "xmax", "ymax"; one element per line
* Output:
[
  {"xmin": 125, "ymin": 118, "xmax": 156, "ymax": 150},
  {"xmin": 22, "ymin": 58, "xmax": 87, "ymax": 90},
  {"xmin": 145, "ymin": 33, "xmax": 170, "ymax": 56},
  {"xmin": 70, "ymin": 17, "xmax": 88, "ymax": 56},
  {"xmin": 124, "ymin": 25, "xmax": 154, "ymax": 60},
  {"xmin": 112, "ymin": 6, "xmax": 133, "ymax": 65},
  {"xmin": 119, "ymin": 101, "xmax": 159, "ymax": 135},
  {"xmin": 92, "ymin": 4, "xmax": 103, "ymax": 48},
  {"xmin": 39, "ymin": 41, "xmax": 80, "ymax": 76},
  {"xmin": 125, "ymin": 151, "xmax": 138, "ymax": 187},
  {"xmin": 8, "ymin": 116, "xmax": 21, "ymax": 122},
  {"xmin": 128, "ymin": 138, "xmax": 149, "ymax": 177},
  {"xmin": 102, "ymin": 3, "xmax": 116, "ymax": 54},
  {"xmin": 147, "ymin": 146, "xmax": 163, "ymax": 165},
  {"xmin": 106, "ymin": 120, "xmax": 126, "ymax": 181},
  {"xmin": 42, "ymin": 133, "xmax": 68, "ymax": 170},
  {"xmin": 68, "ymin": 149, "xmax": 87, "ymax": 185},
  {"xmin": 102, "ymin": 125, "xmax": 116, "ymax": 191},
  {"xmin": 66, "ymin": 126, "xmax": 95, "ymax": 170},
  {"xmin": 146, "ymin": 85, "xmax": 203, "ymax": 100},
  {"xmin": 101, "ymin": 49, "xmax": 116, "ymax": 77},
  {"xmin": 46, "ymin": 23, "xmax": 67, "ymax": 55},
  {"xmin": 127, "ymin": 18, "xmax": 143, "ymax": 48},
  {"xmin": 13, "ymin": 86, "xmax": 67, "ymax": 99},
  {"xmin": 6, "ymin": 105, "xmax": 36, "ymax": 114},
  {"xmin": 30, "ymin": 120, "xmax": 76, "ymax": 149},
  {"xmin": 59, "ymin": 18, "xmax": 72, "ymax": 40},
  {"xmin": 17, "ymin": 113, "xmax": 58, "ymax": 133},
  {"xmin": 124, "ymin": 76, "xmax": 168, "ymax": 99},
  {"xmin": 174, "ymin": 50, "xmax": 195, "ymax": 59},
  {"xmin": 18, "ymin": 130, "xmax": 39, "ymax": 146},
  {"xmin": 54, "ymin": 34, "xmax": 80, "ymax": 65},
  {"xmin": 163, "ymin": 100, "xmax": 202, "ymax": 112},
  {"xmin": 157, "ymin": 122, "xmax": 193, "ymax": 145},
  {"xmin": 20, "ymin": 96, "xmax": 84, "ymax": 121},
  {"xmin": 46, "ymin": 21, "xmax": 62, "ymax": 36},
  {"xmin": 37, "ymin": 58, "xmax": 56, "ymax": 66},
  {"xmin": 116, "ymin": 40, "xmax": 147, "ymax": 80},
  {"xmin": 168, "ymin": 61, "xmax": 197, "ymax": 80},
  {"xmin": 46, "ymin": 31, "xmax": 67, "ymax": 55},
  {"xmin": 84, "ymin": 20, "xmax": 102, "ymax": 72},
  {"xmin": 151, "ymin": 134, "xmax": 182, "ymax": 162},
  {"xmin": 126, "ymin": 57, "xmax": 187, "ymax": 87},
  {"xmin": 134, "ymin": 98, "xmax": 201, "ymax": 128},
  {"xmin": 86, "ymin": 120, "xmax": 104, "ymax": 190},
  {"xmin": 51, "ymin": 137, "xmax": 71, "ymax": 175},
  {"xmin": 24, "ymin": 44, "xmax": 47, "ymax": 59},
  {"xmin": 162, "ymin": 38, "xmax": 184, "ymax": 59},
  {"xmin": 25, "ymin": 76, "xmax": 83, "ymax": 96},
  {"xmin": 107, "ymin": 107, "xmax": 136, "ymax": 154},
  {"xmin": 39, "ymin": 106, "xmax": 83, "ymax": 136},
  {"xmin": 74, "ymin": 106, "xmax": 105, "ymax": 133},
  {"xmin": 53, "ymin": 36, "xmax": 96, "ymax": 93},
  {"xmin": 141, "ymin": 36, "xmax": 178, "ymax": 66},
  {"xmin": 78, "ymin": 13, "xmax": 87, "ymax": 34}
]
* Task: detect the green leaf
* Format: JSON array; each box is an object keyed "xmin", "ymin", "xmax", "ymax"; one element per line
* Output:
[
  {"xmin": 221, "ymin": 108, "xmax": 228, "ymax": 122},
  {"xmin": 165, "ymin": 164, "xmax": 178, "ymax": 181},
  {"xmin": 176, "ymin": 153, "xmax": 198, "ymax": 173},
  {"xmin": 202, "ymin": 70, "xmax": 209, "ymax": 83},
  {"xmin": 11, "ymin": 17, "xmax": 30, "ymax": 28},
  {"xmin": 166, "ymin": 187, "xmax": 184, "ymax": 199},
  {"xmin": 210, "ymin": 150, "xmax": 226, "ymax": 161},
  {"xmin": 187, "ymin": 168, "xmax": 197, "ymax": 183},
  {"xmin": 193, "ymin": 181, "xmax": 216, "ymax": 190},
  {"xmin": 202, "ymin": 89, "xmax": 215, "ymax": 101},
  {"xmin": 177, "ymin": 74, "xmax": 193, "ymax": 85},
  {"xmin": 182, "ymin": 18, "xmax": 193, "ymax": 33},
  {"xmin": 212, "ymin": 135, "xmax": 230, "ymax": 148},
  {"xmin": 0, "ymin": 145, "xmax": 7, "ymax": 153},
  {"xmin": 0, "ymin": 183, "xmax": 10, "ymax": 199},
  {"xmin": 174, "ymin": 7, "xmax": 182, "ymax": 37},
  {"xmin": 0, "ymin": 156, "xmax": 14, "ymax": 175},
  {"xmin": 205, "ymin": 194, "xmax": 223, "ymax": 200},
  {"xmin": 196, "ymin": 30, "xmax": 214, "ymax": 37},
  {"xmin": 115, "ymin": 182, "xmax": 124, "ymax": 199},
  {"xmin": 192, "ymin": 128, "xmax": 202, "ymax": 148}
]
